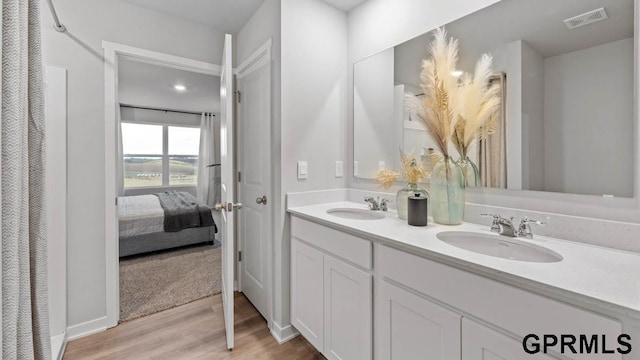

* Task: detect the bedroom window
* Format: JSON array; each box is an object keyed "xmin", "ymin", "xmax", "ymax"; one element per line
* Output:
[{"xmin": 122, "ymin": 122, "xmax": 200, "ymax": 188}]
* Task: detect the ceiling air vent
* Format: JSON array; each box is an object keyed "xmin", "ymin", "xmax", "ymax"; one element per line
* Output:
[{"xmin": 563, "ymin": 7, "xmax": 608, "ymax": 29}]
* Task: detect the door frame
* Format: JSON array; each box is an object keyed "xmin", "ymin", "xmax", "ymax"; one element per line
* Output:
[
  {"xmin": 235, "ymin": 39, "xmax": 273, "ymax": 323},
  {"xmin": 103, "ymin": 41, "xmax": 222, "ymax": 328}
]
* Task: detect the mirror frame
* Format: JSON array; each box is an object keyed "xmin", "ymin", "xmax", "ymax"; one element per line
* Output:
[{"xmin": 350, "ymin": 0, "xmax": 640, "ymax": 221}]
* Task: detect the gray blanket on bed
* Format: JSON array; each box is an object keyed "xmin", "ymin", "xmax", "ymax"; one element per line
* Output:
[{"xmin": 155, "ymin": 191, "xmax": 216, "ymax": 233}]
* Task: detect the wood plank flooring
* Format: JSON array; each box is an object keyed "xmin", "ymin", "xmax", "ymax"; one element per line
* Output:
[{"xmin": 63, "ymin": 293, "xmax": 324, "ymax": 360}]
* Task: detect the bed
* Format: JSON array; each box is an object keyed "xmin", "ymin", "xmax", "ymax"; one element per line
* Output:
[{"xmin": 118, "ymin": 191, "xmax": 218, "ymax": 257}]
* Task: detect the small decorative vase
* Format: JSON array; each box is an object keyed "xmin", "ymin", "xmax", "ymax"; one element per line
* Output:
[
  {"xmin": 458, "ymin": 156, "xmax": 480, "ymax": 187},
  {"xmin": 396, "ymin": 182, "xmax": 429, "ymax": 220},
  {"xmin": 430, "ymin": 156, "xmax": 465, "ymax": 225}
]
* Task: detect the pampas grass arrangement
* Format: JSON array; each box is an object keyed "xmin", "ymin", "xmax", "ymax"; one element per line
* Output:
[
  {"xmin": 405, "ymin": 27, "xmax": 501, "ymax": 160},
  {"xmin": 404, "ymin": 26, "xmax": 502, "ymax": 225}
]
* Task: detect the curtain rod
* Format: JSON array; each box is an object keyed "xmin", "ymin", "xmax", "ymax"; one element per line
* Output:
[
  {"xmin": 119, "ymin": 104, "xmax": 214, "ymax": 117},
  {"xmin": 46, "ymin": 0, "xmax": 66, "ymax": 32}
]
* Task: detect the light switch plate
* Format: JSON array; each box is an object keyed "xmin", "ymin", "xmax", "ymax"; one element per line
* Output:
[
  {"xmin": 297, "ymin": 161, "xmax": 308, "ymax": 180},
  {"xmin": 335, "ymin": 161, "xmax": 344, "ymax": 178},
  {"xmin": 378, "ymin": 160, "xmax": 386, "ymax": 171},
  {"xmin": 353, "ymin": 161, "xmax": 359, "ymax": 177}
]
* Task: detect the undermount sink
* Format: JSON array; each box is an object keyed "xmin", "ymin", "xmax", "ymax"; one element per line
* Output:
[
  {"xmin": 436, "ymin": 231, "xmax": 563, "ymax": 263},
  {"xmin": 326, "ymin": 208, "xmax": 385, "ymax": 220}
]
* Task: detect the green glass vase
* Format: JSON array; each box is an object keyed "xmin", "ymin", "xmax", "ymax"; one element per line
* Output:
[
  {"xmin": 396, "ymin": 183, "xmax": 429, "ymax": 220},
  {"xmin": 430, "ymin": 156, "xmax": 465, "ymax": 225}
]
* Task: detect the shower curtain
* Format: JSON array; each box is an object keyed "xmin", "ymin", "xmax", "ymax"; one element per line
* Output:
[
  {"xmin": 479, "ymin": 73, "xmax": 507, "ymax": 188},
  {"xmin": 2, "ymin": 0, "xmax": 52, "ymax": 359},
  {"xmin": 197, "ymin": 113, "xmax": 220, "ymax": 207}
]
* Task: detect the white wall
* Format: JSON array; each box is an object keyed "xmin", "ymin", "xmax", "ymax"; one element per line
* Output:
[
  {"xmin": 280, "ymin": 0, "xmax": 348, "ymax": 328},
  {"xmin": 354, "ymin": 48, "xmax": 396, "ymax": 177},
  {"xmin": 521, "ymin": 41, "xmax": 545, "ymax": 191},
  {"xmin": 544, "ymin": 38, "xmax": 634, "ymax": 197},
  {"xmin": 236, "ymin": 0, "xmax": 284, "ymax": 333},
  {"xmin": 41, "ymin": 0, "xmax": 225, "ymax": 331},
  {"xmin": 45, "ymin": 66, "xmax": 68, "ymax": 359}
]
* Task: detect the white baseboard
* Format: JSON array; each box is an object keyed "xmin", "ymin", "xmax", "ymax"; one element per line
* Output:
[
  {"xmin": 66, "ymin": 316, "xmax": 109, "ymax": 341},
  {"xmin": 51, "ymin": 332, "xmax": 67, "ymax": 360},
  {"xmin": 269, "ymin": 321, "xmax": 299, "ymax": 344}
]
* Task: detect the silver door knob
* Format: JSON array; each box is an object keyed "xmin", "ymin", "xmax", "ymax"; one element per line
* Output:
[
  {"xmin": 256, "ymin": 196, "xmax": 267, "ymax": 205},
  {"xmin": 215, "ymin": 203, "xmax": 243, "ymax": 211}
]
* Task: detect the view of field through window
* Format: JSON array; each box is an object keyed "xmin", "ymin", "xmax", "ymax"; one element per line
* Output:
[{"xmin": 122, "ymin": 123, "xmax": 200, "ymax": 188}]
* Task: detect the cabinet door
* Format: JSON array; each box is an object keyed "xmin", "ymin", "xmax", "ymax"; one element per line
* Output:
[
  {"xmin": 291, "ymin": 239, "xmax": 324, "ymax": 352},
  {"xmin": 324, "ymin": 255, "xmax": 372, "ymax": 360},
  {"xmin": 377, "ymin": 280, "xmax": 461, "ymax": 360},
  {"xmin": 462, "ymin": 318, "xmax": 558, "ymax": 360}
]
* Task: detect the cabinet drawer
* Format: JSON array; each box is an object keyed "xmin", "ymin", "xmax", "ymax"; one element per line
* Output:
[
  {"xmin": 291, "ymin": 216, "xmax": 372, "ymax": 269},
  {"xmin": 379, "ymin": 245, "xmax": 622, "ymax": 360},
  {"xmin": 376, "ymin": 280, "xmax": 461, "ymax": 360},
  {"xmin": 463, "ymin": 318, "xmax": 558, "ymax": 360},
  {"xmin": 291, "ymin": 239, "xmax": 324, "ymax": 352}
]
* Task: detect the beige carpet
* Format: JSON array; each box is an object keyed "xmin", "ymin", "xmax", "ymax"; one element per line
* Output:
[{"xmin": 119, "ymin": 244, "xmax": 221, "ymax": 322}]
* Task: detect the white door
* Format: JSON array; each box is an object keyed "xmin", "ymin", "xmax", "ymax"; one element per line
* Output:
[
  {"xmin": 376, "ymin": 280, "xmax": 461, "ymax": 360},
  {"xmin": 462, "ymin": 318, "xmax": 558, "ymax": 360},
  {"xmin": 237, "ymin": 52, "xmax": 271, "ymax": 319},
  {"xmin": 291, "ymin": 239, "xmax": 324, "ymax": 352},
  {"xmin": 324, "ymin": 255, "xmax": 372, "ymax": 360},
  {"xmin": 218, "ymin": 33, "xmax": 237, "ymax": 351}
]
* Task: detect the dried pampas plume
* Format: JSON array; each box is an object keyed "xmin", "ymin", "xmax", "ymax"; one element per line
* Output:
[
  {"xmin": 405, "ymin": 27, "xmax": 460, "ymax": 158},
  {"xmin": 400, "ymin": 151, "xmax": 427, "ymax": 184},
  {"xmin": 453, "ymin": 54, "xmax": 502, "ymax": 158},
  {"xmin": 375, "ymin": 170, "xmax": 400, "ymax": 190},
  {"xmin": 374, "ymin": 150, "xmax": 427, "ymax": 189}
]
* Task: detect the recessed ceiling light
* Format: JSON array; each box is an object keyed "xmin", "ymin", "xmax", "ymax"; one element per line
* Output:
[
  {"xmin": 451, "ymin": 70, "xmax": 464, "ymax": 77},
  {"xmin": 173, "ymin": 84, "xmax": 187, "ymax": 92}
]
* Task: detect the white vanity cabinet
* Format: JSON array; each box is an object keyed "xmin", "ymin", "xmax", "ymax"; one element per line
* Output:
[
  {"xmin": 377, "ymin": 280, "xmax": 461, "ymax": 360},
  {"xmin": 291, "ymin": 217, "xmax": 373, "ymax": 360},
  {"xmin": 378, "ymin": 245, "xmax": 624, "ymax": 360},
  {"xmin": 290, "ymin": 214, "xmax": 630, "ymax": 360}
]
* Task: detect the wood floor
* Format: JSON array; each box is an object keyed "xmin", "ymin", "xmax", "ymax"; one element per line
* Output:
[{"xmin": 63, "ymin": 293, "xmax": 324, "ymax": 360}]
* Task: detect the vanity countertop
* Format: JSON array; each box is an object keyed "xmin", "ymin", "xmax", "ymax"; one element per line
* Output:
[{"xmin": 288, "ymin": 201, "xmax": 640, "ymax": 320}]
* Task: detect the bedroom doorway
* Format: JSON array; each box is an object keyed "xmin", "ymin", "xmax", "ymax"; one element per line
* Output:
[
  {"xmin": 103, "ymin": 42, "xmax": 226, "ymax": 329},
  {"xmin": 116, "ymin": 53, "xmax": 223, "ymax": 322}
]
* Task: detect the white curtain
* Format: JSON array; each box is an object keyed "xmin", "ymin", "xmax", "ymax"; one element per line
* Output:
[
  {"xmin": 197, "ymin": 113, "xmax": 219, "ymax": 206},
  {"xmin": 116, "ymin": 107, "xmax": 125, "ymax": 196},
  {"xmin": 2, "ymin": 0, "xmax": 52, "ymax": 359}
]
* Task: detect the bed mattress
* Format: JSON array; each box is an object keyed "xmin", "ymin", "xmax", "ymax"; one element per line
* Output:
[{"xmin": 118, "ymin": 195, "xmax": 165, "ymax": 238}]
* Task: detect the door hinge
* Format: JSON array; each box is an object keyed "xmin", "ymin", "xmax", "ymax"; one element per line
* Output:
[
  {"xmin": 115, "ymin": 197, "xmax": 118, "ymax": 205},
  {"xmin": 237, "ymin": 171, "xmax": 242, "ymax": 183},
  {"xmin": 238, "ymin": 251, "xmax": 242, "ymax": 262},
  {"xmin": 235, "ymin": 90, "xmax": 241, "ymax": 103}
]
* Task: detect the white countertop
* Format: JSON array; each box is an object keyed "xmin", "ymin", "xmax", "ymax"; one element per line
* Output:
[{"xmin": 288, "ymin": 201, "xmax": 640, "ymax": 320}]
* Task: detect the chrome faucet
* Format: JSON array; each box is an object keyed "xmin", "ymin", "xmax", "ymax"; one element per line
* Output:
[
  {"xmin": 518, "ymin": 216, "xmax": 546, "ymax": 239},
  {"xmin": 364, "ymin": 196, "xmax": 389, "ymax": 211},
  {"xmin": 482, "ymin": 214, "xmax": 545, "ymax": 238}
]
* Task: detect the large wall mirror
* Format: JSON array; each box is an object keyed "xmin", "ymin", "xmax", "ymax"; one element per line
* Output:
[{"xmin": 354, "ymin": 0, "xmax": 636, "ymax": 198}]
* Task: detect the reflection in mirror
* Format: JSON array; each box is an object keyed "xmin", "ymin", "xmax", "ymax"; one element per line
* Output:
[{"xmin": 353, "ymin": 0, "xmax": 635, "ymax": 198}]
